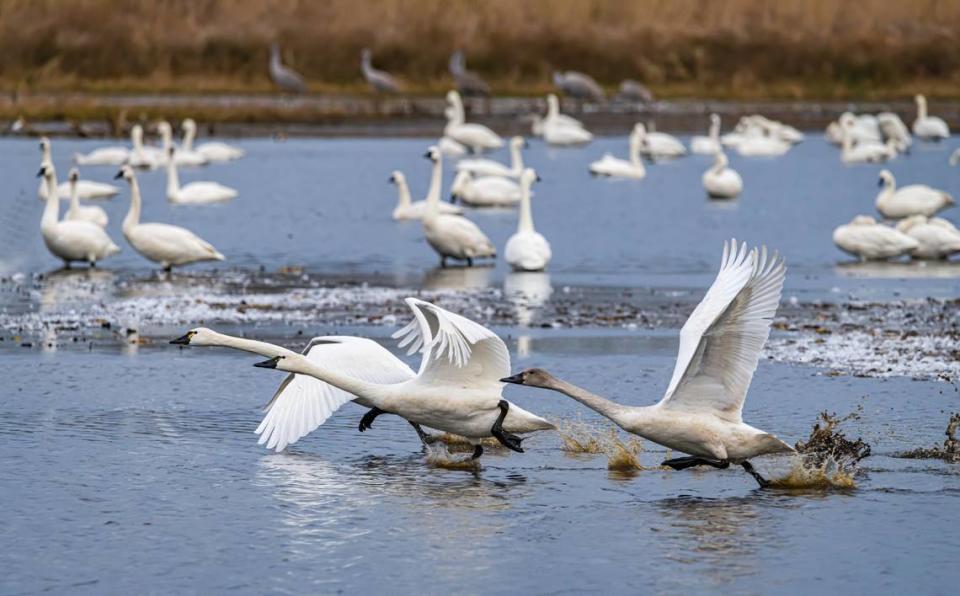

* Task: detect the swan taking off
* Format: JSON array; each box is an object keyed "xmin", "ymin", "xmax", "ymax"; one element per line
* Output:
[
  {"xmin": 690, "ymin": 114, "xmax": 722, "ymax": 155},
  {"xmin": 444, "ymin": 90, "xmax": 503, "ymax": 152},
  {"xmin": 702, "ymin": 151, "xmax": 742, "ymax": 199},
  {"xmin": 165, "ymin": 148, "xmax": 238, "ymax": 204},
  {"xmin": 833, "ymin": 215, "xmax": 918, "ymax": 260},
  {"xmin": 895, "ymin": 215, "xmax": 960, "ymax": 259},
  {"xmin": 38, "ymin": 137, "xmax": 119, "ymax": 201},
  {"xmin": 505, "ymin": 169, "xmax": 551, "ymax": 272},
  {"xmin": 450, "ymin": 171, "xmax": 522, "ymax": 207},
  {"xmin": 456, "ymin": 136, "xmax": 526, "ymax": 178},
  {"xmin": 588, "ymin": 124, "xmax": 646, "ymax": 179},
  {"xmin": 913, "ymin": 95, "xmax": 950, "ymax": 140},
  {"xmin": 390, "ymin": 170, "xmax": 462, "ymax": 220},
  {"xmin": 115, "ymin": 165, "xmax": 225, "ymax": 270},
  {"xmin": 181, "ymin": 119, "xmax": 244, "ymax": 162},
  {"xmin": 252, "ymin": 298, "xmax": 555, "ymax": 460},
  {"xmin": 421, "ymin": 146, "xmax": 496, "ymax": 266},
  {"xmin": 502, "ymin": 240, "xmax": 792, "ymax": 487},
  {"xmin": 38, "ymin": 165, "xmax": 120, "ymax": 267},
  {"xmin": 876, "ymin": 169, "xmax": 954, "ymax": 219},
  {"xmin": 64, "ymin": 169, "xmax": 109, "ymax": 228}
]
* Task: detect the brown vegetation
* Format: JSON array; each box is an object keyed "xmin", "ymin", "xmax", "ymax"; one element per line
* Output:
[{"xmin": 1, "ymin": 0, "xmax": 959, "ymax": 98}]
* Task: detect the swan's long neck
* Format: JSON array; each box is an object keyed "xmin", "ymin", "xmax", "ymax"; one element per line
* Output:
[
  {"xmin": 424, "ymin": 158, "xmax": 442, "ymax": 219},
  {"xmin": 917, "ymin": 96, "xmax": 928, "ymax": 120},
  {"xmin": 629, "ymin": 133, "xmax": 644, "ymax": 167},
  {"xmin": 709, "ymin": 118, "xmax": 720, "ymax": 141},
  {"xmin": 203, "ymin": 332, "xmax": 293, "ymax": 358},
  {"xmin": 290, "ymin": 356, "xmax": 393, "ymax": 403},
  {"xmin": 166, "ymin": 157, "xmax": 180, "ymax": 197},
  {"xmin": 711, "ymin": 152, "xmax": 726, "ymax": 174},
  {"xmin": 448, "ymin": 97, "xmax": 465, "ymax": 126},
  {"xmin": 131, "ymin": 127, "xmax": 143, "ymax": 152},
  {"xmin": 160, "ymin": 127, "xmax": 172, "ymax": 153},
  {"xmin": 182, "ymin": 126, "xmax": 195, "ymax": 152},
  {"xmin": 41, "ymin": 175, "xmax": 60, "ymax": 232},
  {"xmin": 547, "ymin": 96, "xmax": 559, "ymax": 120},
  {"xmin": 67, "ymin": 177, "xmax": 80, "ymax": 218},
  {"xmin": 42, "ymin": 143, "xmax": 52, "ymax": 164},
  {"xmin": 123, "ymin": 177, "xmax": 142, "ymax": 234},
  {"xmin": 540, "ymin": 377, "xmax": 634, "ymax": 428},
  {"xmin": 840, "ymin": 124, "xmax": 853, "ymax": 154},
  {"xmin": 518, "ymin": 178, "xmax": 535, "ymax": 234},
  {"xmin": 396, "ymin": 178, "xmax": 412, "ymax": 208},
  {"xmin": 510, "ymin": 142, "xmax": 524, "ymax": 172}
]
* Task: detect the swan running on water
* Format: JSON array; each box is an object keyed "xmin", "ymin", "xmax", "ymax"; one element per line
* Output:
[{"xmin": 501, "ymin": 239, "xmax": 793, "ymax": 487}]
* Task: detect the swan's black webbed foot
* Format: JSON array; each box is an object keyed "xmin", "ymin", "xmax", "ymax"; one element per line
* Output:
[
  {"xmin": 741, "ymin": 460, "xmax": 771, "ymax": 488},
  {"xmin": 471, "ymin": 445, "xmax": 483, "ymax": 460},
  {"xmin": 466, "ymin": 257, "xmax": 474, "ymax": 267},
  {"xmin": 491, "ymin": 400, "xmax": 524, "ymax": 453},
  {"xmin": 661, "ymin": 456, "xmax": 730, "ymax": 471},
  {"xmin": 409, "ymin": 421, "xmax": 437, "ymax": 445},
  {"xmin": 358, "ymin": 407, "xmax": 385, "ymax": 432}
]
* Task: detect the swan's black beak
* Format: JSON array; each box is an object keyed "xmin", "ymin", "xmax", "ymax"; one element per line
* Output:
[
  {"xmin": 422, "ymin": 151, "xmax": 431, "ymax": 159},
  {"xmin": 254, "ymin": 356, "xmax": 282, "ymax": 369},
  {"xmin": 114, "ymin": 170, "xmax": 124, "ymax": 180},
  {"xmin": 36, "ymin": 167, "xmax": 44, "ymax": 177},
  {"xmin": 169, "ymin": 333, "xmax": 192, "ymax": 345},
  {"xmin": 500, "ymin": 373, "xmax": 525, "ymax": 385},
  {"xmin": 536, "ymin": 174, "xmax": 542, "ymax": 182}
]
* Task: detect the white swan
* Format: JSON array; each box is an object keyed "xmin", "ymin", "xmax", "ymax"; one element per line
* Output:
[
  {"xmin": 505, "ymin": 169, "xmax": 551, "ymax": 272},
  {"xmin": 38, "ymin": 165, "xmax": 120, "ymax": 267},
  {"xmin": 166, "ymin": 148, "xmax": 238, "ymax": 204},
  {"xmin": 833, "ymin": 215, "xmax": 918, "ymax": 260},
  {"xmin": 115, "ymin": 165, "xmax": 225, "ymax": 270},
  {"xmin": 181, "ymin": 119, "xmax": 244, "ymax": 162},
  {"xmin": 876, "ymin": 169, "xmax": 954, "ymax": 218},
  {"xmin": 913, "ymin": 95, "xmax": 950, "ymax": 140},
  {"xmin": 534, "ymin": 94, "xmax": 583, "ymax": 133},
  {"xmin": 73, "ymin": 137, "xmax": 129, "ymax": 166},
  {"xmin": 502, "ymin": 240, "xmax": 793, "ymax": 487},
  {"xmin": 390, "ymin": 170, "xmax": 462, "ymax": 220},
  {"xmin": 702, "ymin": 151, "xmax": 742, "ymax": 199},
  {"xmin": 950, "ymin": 148, "xmax": 960, "ymax": 166},
  {"xmin": 450, "ymin": 171, "xmax": 522, "ymax": 207},
  {"xmin": 588, "ymin": 124, "xmax": 646, "ymax": 179},
  {"xmin": 438, "ymin": 136, "xmax": 468, "ymax": 157},
  {"xmin": 157, "ymin": 121, "xmax": 207, "ymax": 166},
  {"xmin": 456, "ymin": 136, "xmax": 526, "ymax": 178},
  {"xmin": 170, "ymin": 328, "xmax": 427, "ymax": 452},
  {"xmin": 636, "ymin": 122, "xmax": 686, "ymax": 159},
  {"xmin": 541, "ymin": 118, "xmax": 593, "ymax": 146},
  {"xmin": 38, "ymin": 138, "xmax": 119, "ymax": 201},
  {"xmin": 126, "ymin": 124, "xmax": 163, "ymax": 169},
  {"xmin": 421, "ymin": 146, "xmax": 496, "ymax": 266},
  {"xmin": 64, "ymin": 169, "xmax": 109, "ymax": 228},
  {"xmin": 840, "ymin": 115, "xmax": 893, "ymax": 164},
  {"xmin": 735, "ymin": 131, "xmax": 790, "ymax": 157},
  {"xmin": 690, "ymin": 114, "xmax": 722, "ymax": 155},
  {"xmin": 444, "ymin": 90, "xmax": 503, "ymax": 153},
  {"xmin": 877, "ymin": 112, "xmax": 912, "ymax": 149},
  {"xmin": 253, "ymin": 297, "xmax": 556, "ymax": 459},
  {"xmin": 895, "ymin": 215, "xmax": 960, "ymax": 259}
]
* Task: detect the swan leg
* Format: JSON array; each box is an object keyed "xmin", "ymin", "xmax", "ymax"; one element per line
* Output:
[
  {"xmin": 471, "ymin": 444, "xmax": 483, "ymax": 459},
  {"xmin": 409, "ymin": 421, "xmax": 437, "ymax": 445},
  {"xmin": 466, "ymin": 257, "xmax": 474, "ymax": 267},
  {"xmin": 358, "ymin": 407, "xmax": 385, "ymax": 432},
  {"xmin": 440, "ymin": 256, "xmax": 448, "ymax": 268},
  {"xmin": 661, "ymin": 456, "xmax": 730, "ymax": 471},
  {"xmin": 490, "ymin": 400, "xmax": 524, "ymax": 453},
  {"xmin": 741, "ymin": 460, "xmax": 771, "ymax": 488}
]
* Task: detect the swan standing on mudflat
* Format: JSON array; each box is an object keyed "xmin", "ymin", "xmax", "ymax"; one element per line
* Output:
[
  {"xmin": 170, "ymin": 327, "xmax": 433, "ymax": 451},
  {"xmin": 64, "ymin": 169, "xmax": 109, "ymax": 228},
  {"xmin": 165, "ymin": 148, "xmax": 237, "ymax": 204},
  {"xmin": 690, "ymin": 114, "xmax": 722, "ymax": 155},
  {"xmin": 589, "ymin": 124, "xmax": 645, "ymax": 179},
  {"xmin": 895, "ymin": 216, "xmax": 960, "ymax": 259},
  {"xmin": 181, "ymin": 118, "xmax": 244, "ymax": 162},
  {"xmin": 502, "ymin": 240, "xmax": 792, "ymax": 487},
  {"xmin": 876, "ymin": 169, "xmax": 954, "ymax": 218},
  {"xmin": 38, "ymin": 138, "xmax": 119, "ymax": 200},
  {"xmin": 444, "ymin": 90, "xmax": 502, "ymax": 152},
  {"xmin": 450, "ymin": 171, "xmax": 522, "ymax": 207},
  {"xmin": 913, "ymin": 94, "xmax": 950, "ymax": 140},
  {"xmin": 269, "ymin": 43, "xmax": 307, "ymax": 94},
  {"xmin": 390, "ymin": 170, "xmax": 462, "ymax": 220},
  {"xmin": 420, "ymin": 147, "xmax": 496, "ymax": 266},
  {"xmin": 636, "ymin": 122, "xmax": 686, "ymax": 159},
  {"xmin": 456, "ymin": 136, "xmax": 526, "ymax": 178},
  {"xmin": 505, "ymin": 169, "xmax": 551, "ymax": 272},
  {"xmin": 38, "ymin": 165, "xmax": 120, "ymax": 267},
  {"xmin": 115, "ymin": 165, "xmax": 224, "ymax": 270},
  {"xmin": 253, "ymin": 298, "xmax": 556, "ymax": 460},
  {"xmin": 702, "ymin": 151, "xmax": 742, "ymax": 199},
  {"xmin": 833, "ymin": 215, "xmax": 918, "ymax": 260}
]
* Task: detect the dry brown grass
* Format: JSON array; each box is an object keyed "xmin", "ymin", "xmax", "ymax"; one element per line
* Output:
[{"xmin": 2, "ymin": 0, "xmax": 959, "ymax": 98}]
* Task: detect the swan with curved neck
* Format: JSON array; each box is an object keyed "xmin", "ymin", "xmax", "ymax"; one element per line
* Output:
[
  {"xmin": 38, "ymin": 164, "xmax": 120, "ymax": 267},
  {"xmin": 702, "ymin": 151, "xmax": 742, "ymax": 199},
  {"xmin": 635, "ymin": 122, "xmax": 686, "ymax": 158},
  {"xmin": 65, "ymin": 168, "xmax": 109, "ymax": 227},
  {"xmin": 450, "ymin": 170, "xmax": 522, "ymax": 207},
  {"xmin": 690, "ymin": 114, "xmax": 722, "ymax": 155},
  {"xmin": 157, "ymin": 121, "xmax": 207, "ymax": 166},
  {"xmin": 502, "ymin": 240, "xmax": 794, "ymax": 487},
  {"xmin": 444, "ymin": 90, "xmax": 503, "ymax": 152},
  {"xmin": 505, "ymin": 168, "xmax": 551, "ymax": 271},
  {"xmin": 875, "ymin": 169, "xmax": 953, "ymax": 218},
  {"xmin": 588, "ymin": 124, "xmax": 646, "ymax": 178},
  {"xmin": 181, "ymin": 119, "xmax": 244, "ymax": 162},
  {"xmin": 390, "ymin": 170, "xmax": 462, "ymax": 220},
  {"xmin": 165, "ymin": 147, "xmax": 237, "ymax": 204}
]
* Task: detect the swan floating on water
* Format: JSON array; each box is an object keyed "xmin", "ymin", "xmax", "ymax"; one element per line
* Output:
[
  {"xmin": 636, "ymin": 122, "xmax": 686, "ymax": 159},
  {"xmin": 450, "ymin": 171, "xmax": 522, "ymax": 207},
  {"xmin": 840, "ymin": 115, "xmax": 896, "ymax": 164},
  {"xmin": 38, "ymin": 138, "xmax": 119, "ymax": 201},
  {"xmin": 913, "ymin": 95, "xmax": 950, "ymax": 140},
  {"xmin": 115, "ymin": 165, "xmax": 225, "ymax": 270},
  {"xmin": 444, "ymin": 90, "xmax": 502, "ymax": 153},
  {"xmin": 702, "ymin": 151, "xmax": 742, "ymax": 199},
  {"xmin": 126, "ymin": 124, "xmax": 163, "ymax": 169},
  {"xmin": 73, "ymin": 138, "xmax": 130, "ymax": 167},
  {"xmin": 896, "ymin": 215, "xmax": 960, "ymax": 259},
  {"xmin": 38, "ymin": 165, "xmax": 120, "ymax": 267},
  {"xmin": 390, "ymin": 170, "xmax": 462, "ymax": 220},
  {"xmin": 157, "ymin": 122, "xmax": 207, "ymax": 167},
  {"xmin": 833, "ymin": 215, "xmax": 918, "ymax": 260},
  {"xmin": 505, "ymin": 169, "xmax": 551, "ymax": 272},
  {"xmin": 181, "ymin": 119, "xmax": 244, "ymax": 162},
  {"xmin": 64, "ymin": 169, "xmax": 109, "ymax": 228},
  {"xmin": 875, "ymin": 169, "xmax": 953, "ymax": 218},
  {"xmin": 588, "ymin": 124, "xmax": 645, "ymax": 179},
  {"xmin": 502, "ymin": 239, "xmax": 793, "ymax": 487},
  {"xmin": 456, "ymin": 136, "xmax": 526, "ymax": 178},
  {"xmin": 165, "ymin": 148, "xmax": 237, "ymax": 204},
  {"xmin": 690, "ymin": 114, "xmax": 722, "ymax": 155},
  {"xmin": 534, "ymin": 94, "xmax": 592, "ymax": 146},
  {"xmin": 438, "ymin": 136, "xmax": 468, "ymax": 157}
]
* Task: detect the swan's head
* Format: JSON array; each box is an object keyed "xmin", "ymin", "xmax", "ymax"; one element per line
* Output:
[
  {"xmin": 851, "ymin": 215, "xmax": 877, "ymax": 226},
  {"xmin": 915, "ymin": 94, "xmax": 926, "ymax": 106},
  {"xmin": 878, "ymin": 169, "xmax": 894, "ymax": 187},
  {"xmin": 253, "ymin": 354, "xmax": 301, "ymax": 374},
  {"xmin": 131, "ymin": 124, "xmax": 143, "ymax": 140},
  {"xmin": 114, "ymin": 164, "xmax": 136, "ymax": 181},
  {"xmin": 39, "ymin": 136, "xmax": 50, "ymax": 154},
  {"xmin": 632, "ymin": 122, "xmax": 647, "ymax": 137},
  {"xmin": 511, "ymin": 136, "xmax": 528, "ymax": 150},
  {"xmin": 389, "ymin": 170, "xmax": 405, "ymax": 185},
  {"xmin": 37, "ymin": 163, "xmax": 54, "ymax": 180},
  {"xmin": 424, "ymin": 145, "xmax": 441, "ymax": 163},
  {"xmin": 500, "ymin": 368, "xmax": 557, "ymax": 388},
  {"xmin": 710, "ymin": 113, "xmax": 720, "ymax": 126},
  {"xmin": 547, "ymin": 94, "xmax": 559, "ymax": 110},
  {"xmin": 167, "ymin": 146, "xmax": 176, "ymax": 158},
  {"xmin": 520, "ymin": 168, "xmax": 540, "ymax": 186},
  {"xmin": 170, "ymin": 327, "xmax": 218, "ymax": 346},
  {"xmin": 446, "ymin": 89, "xmax": 462, "ymax": 106},
  {"xmin": 68, "ymin": 168, "xmax": 80, "ymax": 183},
  {"xmin": 156, "ymin": 121, "xmax": 172, "ymax": 139},
  {"xmin": 182, "ymin": 118, "xmax": 196, "ymax": 132},
  {"xmin": 839, "ymin": 112, "xmax": 856, "ymax": 127}
]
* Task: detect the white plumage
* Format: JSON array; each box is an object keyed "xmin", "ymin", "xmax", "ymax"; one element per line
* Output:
[
  {"xmin": 450, "ymin": 171, "xmax": 522, "ymax": 207},
  {"xmin": 913, "ymin": 94, "xmax": 950, "ymax": 140},
  {"xmin": 833, "ymin": 215, "xmax": 918, "ymax": 260},
  {"xmin": 390, "ymin": 170, "xmax": 462, "ymax": 220},
  {"xmin": 165, "ymin": 148, "xmax": 237, "ymax": 204},
  {"xmin": 589, "ymin": 124, "xmax": 645, "ymax": 179},
  {"xmin": 876, "ymin": 169, "xmax": 954, "ymax": 219},
  {"xmin": 38, "ymin": 165, "xmax": 120, "ymax": 267},
  {"xmin": 702, "ymin": 151, "xmax": 743, "ymax": 199},
  {"xmin": 444, "ymin": 90, "xmax": 503, "ymax": 153},
  {"xmin": 505, "ymin": 168, "xmax": 552, "ymax": 272}
]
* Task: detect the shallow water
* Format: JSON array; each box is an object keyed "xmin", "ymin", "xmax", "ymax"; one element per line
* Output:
[{"xmin": 1, "ymin": 134, "xmax": 959, "ymax": 593}]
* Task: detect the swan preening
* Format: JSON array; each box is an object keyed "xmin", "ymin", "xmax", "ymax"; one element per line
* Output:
[
  {"xmin": 39, "ymin": 138, "xmax": 119, "ymax": 200},
  {"xmin": 505, "ymin": 168, "xmax": 551, "ymax": 271},
  {"xmin": 833, "ymin": 215, "xmax": 918, "ymax": 260},
  {"xmin": 839, "ymin": 114, "xmax": 900, "ymax": 164},
  {"xmin": 38, "ymin": 165, "xmax": 120, "ymax": 267},
  {"xmin": 115, "ymin": 165, "xmax": 225, "ymax": 270},
  {"xmin": 390, "ymin": 170, "xmax": 463, "ymax": 220},
  {"xmin": 166, "ymin": 148, "xmax": 238, "ymax": 204},
  {"xmin": 503, "ymin": 240, "xmax": 792, "ymax": 487},
  {"xmin": 722, "ymin": 115, "xmax": 797, "ymax": 157},
  {"xmin": 913, "ymin": 95, "xmax": 950, "ymax": 140},
  {"xmin": 456, "ymin": 136, "xmax": 526, "ymax": 178},
  {"xmin": 444, "ymin": 90, "xmax": 502, "ymax": 152},
  {"xmin": 702, "ymin": 151, "xmax": 742, "ymax": 199},
  {"xmin": 588, "ymin": 124, "xmax": 646, "ymax": 179},
  {"xmin": 876, "ymin": 169, "xmax": 953, "ymax": 219}
]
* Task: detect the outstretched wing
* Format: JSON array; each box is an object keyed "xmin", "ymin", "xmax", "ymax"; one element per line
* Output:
[
  {"xmin": 658, "ymin": 240, "xmax": 786, "ymax": 422},
  {"xmin": 392, "ymin": 298, "xmax": 510, "ymax": 387},
  {"xmin": 256, "ymin": 336, "xmax": 414, "ymax": 451}
]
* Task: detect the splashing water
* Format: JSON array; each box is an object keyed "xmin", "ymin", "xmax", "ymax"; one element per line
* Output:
[
  {"xmin": 432, "ymin": 433, "xmax": 503, "ymax": 452},
  {"xmin": 558, "ymin": 421, "xmax": 648, "ymax": 471},
  {"xmin": 898, "ymin": 413, "xmax": 960, "ymax": 463},
  {"xmin": 768, "ymin": 408, "xmax": 870, "ymax": 489},
  {"xmin": 423, "ymin": 441, "xmax": 481, "ymax": 471}
]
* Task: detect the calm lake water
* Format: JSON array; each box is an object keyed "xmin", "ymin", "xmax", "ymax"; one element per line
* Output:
[{"xmin": 1, "ymin": 132, "xmax": 958, "ymax": 594}]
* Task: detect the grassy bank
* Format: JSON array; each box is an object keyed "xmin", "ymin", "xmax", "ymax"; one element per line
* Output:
[{"xmin": 2, "ymin": 0, "xmax": 959, "ymax": 100}]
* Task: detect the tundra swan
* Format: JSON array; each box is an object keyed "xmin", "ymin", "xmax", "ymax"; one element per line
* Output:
[
  {"xmin": 950, "ymin": 148, "xmax": 960, "ymax": 166},
  {"xmin": 390, "ymin": 170, "xmax": 462, "ymax": 220},
  {"xmin": 361, "ymin": 48, "xmax": 402, "ymax": 94},
  {"xmin": 73, "ymin": 138, "xmax": 129, "ymax": 166},
  {"xmin": 181, "ymin": 119, "xmax": 244, "ymax": 162},
  {"xmin": 157, "ymin": 122, "xmax": 207, "ymax": 166},
  {"xmin": 165, "ymin": 148, "xmax": 237, "ymax": 204},
  {"xmin": 537, "ymin": 94, "xmax": 584, "ymax": 131},
  {"xmin": 449, "ymin": 50, "xmax": 490, "ymax": 97},
  {"xmin": 875, "ymin": 169, "xmax": 953, "ymax": 218},
  {"xmin": 115, "ymin": 165, "xmax": 225, "ymax": 270},
  {"xmin": 735, "ymin": 131, "xmax": 790, "ymax": 157},
  {"xmin": 444, "ymin": 90, "xmax": 503, "ymax": 152},
  {"xmin": 541, "ymin": 118, "xmax": 593, "ymax": 146},
  {"xmin": 502, "ymin": 240, "xmax": 793, "ymax": 487},
  {"xmin": 253, "ymin": 297, "xmax": 556, "ymax": 459},
  {"xmin": 64, "ymin": 169, "xmax": 109, "ymax": 228},
  {"xmin": 702, "ymin": 151, "xmax": 742, "ymax": 199},
  {"xmin": 456, "ymin": 136, "xmax": 526, "ymax": 178},
  {"xmin": 38, "ymin": 138, "xmax": 119, "ymax": 200},
  {"xmin": 913, "ymin": 95, "xmax": 950, "ymax": 140},
  {"xmin": 895, "ymin": 215, "xmax": 960, "ymax": 259},
  {"xmin": 588, "ymin": 124, "xmax": 645, "ymax": 179},
  {"xmin": 833, "ymin": 215, "xmax": 918, "ymax": 260},
  {"xmin": 635, "ymin": 122, "xmax": 685, "ymax": 159},
  {"xmin": 690, "ymin": 114, "xmax": 722, "ymax": 155},
  {"xmin": 126, "ymin": 124, "xmax": 162, "ymax": 169},
  {"xmin": 877, "ymin": 112, "xmax": 912, "ymax": 150},
  {"xmin": 170, "ymin": 328, "xmax": 431, "ymax": 451},
  {"xmin": 438, "ymin": 136, "xmax": 468, "ymax": 157},
  {"xmin": 38, "ymin": 165, "xmax": 120, "ymax": 267},
  {"xmin": 552, "ymin": 71, "xmax": 604, "ymax": 102},
  {"xmin": 505, "ymin": 169, "xmax": 551, "ymax": 272},
  {"xmin": 450, "ymin": 171, "xmax": 522, "ymax": 207},
  {"xmin": 269, "ymin": 43, "xmax": 307, "ymax": 94},
  {"xmin": 421, "ymin": 146, "xmax": 496, "ymax": 266},
  {"xmin": 840, "ymin": 115, "xmax": 893, "ymax": 164}
]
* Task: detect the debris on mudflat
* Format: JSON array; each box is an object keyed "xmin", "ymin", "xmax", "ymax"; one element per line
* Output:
[{"xmin": 897, "ymin": 413, "xmax": 960, "ymax": 463}]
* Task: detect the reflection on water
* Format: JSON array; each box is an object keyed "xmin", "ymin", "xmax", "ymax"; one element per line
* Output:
[
  {"xmin": 503, "ymin": 271, "xmax": 553, "ymax": 326},
  {"xmin": 422, "ymin": 265, "xmax": 494, "ymax": 290},
  {"xmin": 39, "ymin": 267, "xmax": 116, "ymax": 310},
  {"xmin": 835, "ymin": 260, "xmax": 960, "ymax": 279}
]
